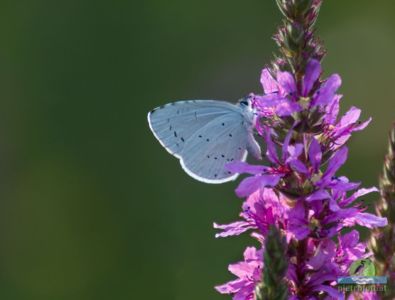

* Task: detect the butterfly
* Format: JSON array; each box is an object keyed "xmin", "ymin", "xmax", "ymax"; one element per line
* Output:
[{"xmin": 147, "ymin": 98, "xmax": 261, "ymax": 184}]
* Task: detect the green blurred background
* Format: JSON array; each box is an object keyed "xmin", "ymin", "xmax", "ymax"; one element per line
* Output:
[{"xmin": 0, "ymin": 1, "xmax": 394, "ymax": 299}]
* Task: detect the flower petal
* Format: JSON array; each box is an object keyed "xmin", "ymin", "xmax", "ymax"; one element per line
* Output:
[
  {"xmin": 215, "ymin": 278, "xmax": 245, "ymax": 294},
  {"xmin": 339, "ymin": 106, "xmax": 361, "ymax": 128},
  {"xmin": 214, "ymin": 221, "xmax": 255, "ymax": 238},
  {"xmin": 235, "ymin": 175, "xmax": 282, "ymax": 198},
  {"xmin": 354, "ymin": 117, "xmax": 372, "ymax": 131},
  {"xmin": 287, "ymin": 144, "xmax": 304, "ymax": 161},
  {"xmin": 243, "ymin": 246, "xmax": 260, "ymax": 261},
  {"xmin": 290, "ymin": 160, "xmax": 309, "ymax": 174},
  {"xmin": 309, "ymin": 138, "xmax": 322, "ymax": 172},
  {"xmin": 302, "ymin": 59, "xmax": 321, "ymax": 96},
  {"xmin": 329, "ymin": 176, "xmax": 360, "ymax": 193},
  {"xmin": 265, "ymin": 128, "xmax": 279, "ymax": 163},
  {"xmin": 276, "ymin": 100, "xmax": 302, "ymax": 116},
  {"xmin": 339, "ymin": 229, "xmax": 360, "ymax": 249},
  {"xmin": 341, "ymin": 187, "xmax": 378, "ymax": 207},
  {"xmin": 228, "ymin": 262, "xmax": 256, "ymax": 278},
  {"xmin": 288, "ymin": 202, "xmax": 310, "ymax": 239},
  {"xmin": 306, "ymin": 189, "xmax": 331, "ymax": 202},
  {"xmin": 277, "ymin": 71, "xmax": 297, "ymax": 95},
  {"xmin": 352, "ymin": 212, "xmax": 388, "ymax": 228},
  {"xmin": 282, "ymin": 128, "xmax": 294, "ymax": 161},
  {"xmin": 260, "ymin": 68, "xmax": 278, "ymax": 94},
  {"xmin": 234, "ymin": 285, "xmax": 255, "ymax": 300},
  {"xmin": 325, "ymin": 94, "xmax": 342, "ymax": 125},
  {"xmin": 321, "ymin": 147, "xmax": 348, "ymax": 183},
  {"xmin": 313, "ymin": 74, "xmax": 342, "ymax": 106}
]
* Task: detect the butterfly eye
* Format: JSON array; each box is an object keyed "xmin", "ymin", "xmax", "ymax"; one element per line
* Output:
[{"xmin": 240, "ymin": 100, "xmax": 249, "ymax": 106}]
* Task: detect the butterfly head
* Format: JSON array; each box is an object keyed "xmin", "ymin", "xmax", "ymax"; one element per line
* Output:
[
  {"xmin": 238, "ymin": 96, "xmax": 251, "ymax": 108},
  {"xmin": 237, "ymin": 96, "xmax": 257, "ymax": 128},
  {"xmin": 238, "ymin": 96, "xmax": 257, "ymax": 116}
]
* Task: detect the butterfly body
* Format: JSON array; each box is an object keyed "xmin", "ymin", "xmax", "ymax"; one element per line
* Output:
[{"xmin": 147, "ymin": 99, "xmax": 261, "ymax": 184}]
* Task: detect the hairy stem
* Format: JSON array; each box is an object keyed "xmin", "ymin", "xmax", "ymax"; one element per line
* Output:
[
  {"xmin": 256, "ymin": 226, "xmax": 288, "ymax": 300},
  {"xmin": 369, "ymin": 124, "xmax": 395, "ymax": 299}
]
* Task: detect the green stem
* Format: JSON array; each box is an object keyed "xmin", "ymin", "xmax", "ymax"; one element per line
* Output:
[
  {"xmin": 256, "ymin": 226, "xmax": 288, "ymax": 300},
  {"xmin": 369, "ymin": 124, "xmax": 395, "ymax": 299}
]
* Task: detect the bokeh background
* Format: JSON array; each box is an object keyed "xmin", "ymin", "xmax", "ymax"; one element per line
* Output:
[{"xmin": 0, "ymin": 1, "xmax": 394, "ymax": 299}]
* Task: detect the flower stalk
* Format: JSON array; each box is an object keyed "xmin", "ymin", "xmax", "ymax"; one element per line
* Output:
[
  {"xmin": 369, "ymin": 124, "xmax": 395, "ymax": 299},
  {"xmin": 256, "ymin": 226, "xmax": 288, "ymax": 300}
]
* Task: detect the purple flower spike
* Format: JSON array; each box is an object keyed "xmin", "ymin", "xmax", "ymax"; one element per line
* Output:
[{"xmin": 213, "ymin": 2, "xmax": 387, "ymax": 299}]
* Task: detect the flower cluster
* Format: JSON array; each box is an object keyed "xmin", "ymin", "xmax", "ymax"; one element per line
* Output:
[{"xmin": 214, "ymin": 60, "xmax": 387, "ymax": 299}]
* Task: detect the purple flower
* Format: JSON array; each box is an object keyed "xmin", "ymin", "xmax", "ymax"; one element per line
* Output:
[
  {"xmin": 215, "ymin": 247, "xmax": 263, "ymax": 300},
  {"xmin": 324, "ymin": 105, "xmax": 372, "ymax": 150},
  {"xmin": 214, "ymin": 188, "xmax": 287, "ymax": 240},
  {"xmin": 253, "ymin": 69, "xmax": 302, "ymax": 117}
]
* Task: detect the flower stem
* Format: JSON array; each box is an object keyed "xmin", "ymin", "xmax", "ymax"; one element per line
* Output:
[
  {"xmin": 369, "ymin": 124, "xmax": 395, "ymax": 299},
  {"xmin": 256, "ymin": 226, "xmax": 288, "ymax": 300}
]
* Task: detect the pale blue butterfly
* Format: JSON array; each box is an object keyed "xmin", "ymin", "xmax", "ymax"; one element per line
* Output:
[{"xmin": 147, "ymin": 98, "xmax": 261, "ymax": 184}]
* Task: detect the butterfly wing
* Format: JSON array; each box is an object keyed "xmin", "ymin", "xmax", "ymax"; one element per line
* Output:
[
  {"xmin": 179, "ymin": 113, "xmax": 251, "ymax": 183},
  {"xmin": 148, "ymin": 100, "xmax": 238, "ymax": 158}
]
